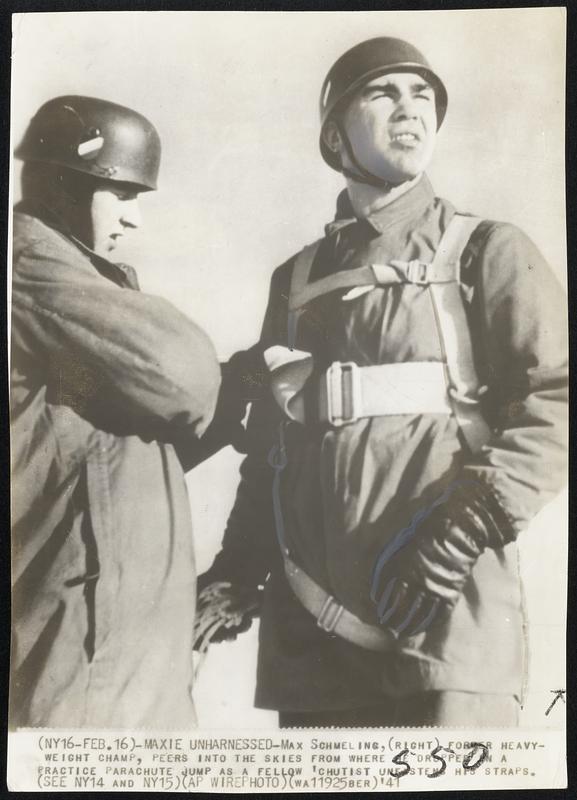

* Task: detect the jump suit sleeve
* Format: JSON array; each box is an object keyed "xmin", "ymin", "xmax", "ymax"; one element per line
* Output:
[
  {"xmin": 198, "ymin": 422, "xmax": 278, "ymax": 591},
  {"xmin": 12, "ymin": 233, "xmax": 221, "ymax": 439},
  {"xmin": 199, "ymin": 262, "xmax": 293, "ymax": 589},
  {"xmin": 461, "ymin": 223, "xmax": 568, "ymax": 535}
]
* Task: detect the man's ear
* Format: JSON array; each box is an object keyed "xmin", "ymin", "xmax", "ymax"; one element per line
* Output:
[{"xmin": 322, "ymin": 119, "xmax": 342, "ymax": 155}]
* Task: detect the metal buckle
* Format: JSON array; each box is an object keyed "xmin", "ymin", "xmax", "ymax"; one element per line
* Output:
[
  {"xmin": 406, "ymin": 260, "xmax": 430, "ymax": 285},
  {"xmin": 326, "ymin": 361, "xmax": 362, "ymax": 427},
  {"xmin": 317, "ymin": 595, "xmax": 344, "ymax": 633}
]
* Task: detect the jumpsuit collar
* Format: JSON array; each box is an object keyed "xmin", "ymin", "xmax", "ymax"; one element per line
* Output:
[{"xmin": 325, "ymin": 174, "xmax": 435, "ymax": 237}]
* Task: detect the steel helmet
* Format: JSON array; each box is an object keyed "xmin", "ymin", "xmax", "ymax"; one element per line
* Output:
[
  {"xmin": 319, "ymin": 37, "xmax": 448, "ymax": 171},
  {"xmin": 15, "ymin": 95, "xmax": 161, "ymax": 191}
]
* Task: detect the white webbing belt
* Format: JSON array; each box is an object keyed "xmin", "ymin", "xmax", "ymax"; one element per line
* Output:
[
  {"xmin": 318, "ymin": 360, "xmax": 451, "ymax": 426},
  {"xmin": 284, "ymin": 555, "xmax": 392, "ymax": 652}
]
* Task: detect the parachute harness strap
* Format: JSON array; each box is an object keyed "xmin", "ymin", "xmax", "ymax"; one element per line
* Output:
[{"xmin": 426, "ymin": 214, "xmax": 492, "ymax": 454}]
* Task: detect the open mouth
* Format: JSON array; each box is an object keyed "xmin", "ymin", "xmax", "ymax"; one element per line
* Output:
[{"xmin": 390, "ymin": 132, "xmax": 421, "ymax": 145}]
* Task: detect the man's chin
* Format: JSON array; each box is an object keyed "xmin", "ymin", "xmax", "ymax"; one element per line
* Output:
[
  {"xmin": 380, "ymin": 154, "xmax": 430, "ymax": 183},
  {"xmin": 390, "ymin": 164, "xmax": 424, "ymax": 184},
  {"xmin": 364, "ymin": 161, "xmax": 422, "ymax": 187}
]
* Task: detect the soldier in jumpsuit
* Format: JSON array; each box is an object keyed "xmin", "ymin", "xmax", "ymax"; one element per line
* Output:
[
  {"xmin": 199, "ymin": 38, "xmax": 568, "ymax": 727},
  {"xmin": 10, "ymin": 96, "xmax": 228, "ymax": 728}
]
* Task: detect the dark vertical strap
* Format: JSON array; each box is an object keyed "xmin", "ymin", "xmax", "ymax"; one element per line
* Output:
[
  {"xmin": 287, "ymin": 240, "xmax": 323, "ymax": 346},
  {"xmin": 267, "ymin": 422, "xmax": 289, "ymax": 555}
]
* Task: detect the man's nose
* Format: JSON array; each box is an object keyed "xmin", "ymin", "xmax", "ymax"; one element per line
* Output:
[
  {"xmin": 120, "ymin": 198, "xmax": 142, "ymax": 230},
  {"xmin": 391, "ymin": 93, "xmax": 418, "ymax": 121}
]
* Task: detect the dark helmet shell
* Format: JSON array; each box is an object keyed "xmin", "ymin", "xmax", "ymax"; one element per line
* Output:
[{"xmin": 15, "ymin": 95, "xmax": 161, "ymax": 191}]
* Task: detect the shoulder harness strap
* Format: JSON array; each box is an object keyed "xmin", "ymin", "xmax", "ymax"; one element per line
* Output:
[
  {"xmin": 287, "ymin": 240, "xmax": 322, "ymax": 349},
  {"xmin": 428, "ymin": 214, "xmax": 491, "ymax": 453}
]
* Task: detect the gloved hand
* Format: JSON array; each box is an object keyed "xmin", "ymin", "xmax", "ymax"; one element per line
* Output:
[
  {"xmin": 179, "ymin": 345, "xmax": 268, "ymax": 469},
  {"xmin": 224, "ymin": 344, "xmax": 269, "ymax": 404},
  {"xmin": 372, "ymin": 481, "xmax": 513, "ymax": 639},
  {"xmin": 193, "ymin": 582, "xmax": 262, "ymax": 651},
  {"xmin": 213, "ymin": 345, "xmax": 269, "ymax": 454}
]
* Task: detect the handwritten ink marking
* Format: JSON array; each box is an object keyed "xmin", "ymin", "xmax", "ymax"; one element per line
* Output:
[
  {"xmin": 462, "ymin": 743, "xmax": 490, "ymax": 771},
  {"xmin": 545, "ymin": 690, "xmax": 566, "ymax": 716},
  {"xmin": 389, "ymin": 749, "xmax": 413, "ymax": 779},
  {"xmin": 427, "ymin": 746, "xmax": 454, "ymax": 778},
  {"xmin": 393, "ymin": 742, "xmax": 488, "ymax": 780}
]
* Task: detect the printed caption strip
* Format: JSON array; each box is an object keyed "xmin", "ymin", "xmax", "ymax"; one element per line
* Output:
[{"xmin": 8, "ymin": 728, "xmax": 566, "ymax": 791}]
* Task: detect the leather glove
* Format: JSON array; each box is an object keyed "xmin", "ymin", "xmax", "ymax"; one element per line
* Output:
[
  {"xmin": 224, "ymin": 344, "xmax": 269, "ymax": 403},
  {"xmin": 193, "ymin": 582, "xmax": 262, "ymax": 651},
  {"xmin": 372, "ymin": 480, "xmax": 513, "ymax": 639},
  {"xmin": 217, "ymin": 344, "xmax": 270, "ymax": 452},
  {"xmin": 180, "ymin": 345, "xmax": 268, "ymax": 468}
]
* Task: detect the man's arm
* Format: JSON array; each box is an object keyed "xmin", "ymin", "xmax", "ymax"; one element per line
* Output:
[
  {"xmin": 197, "ymin": 262, "xmax": 293, "ymax": 597},
  {"xmin": 12, "ymin": 235, "xmax": 221, "ymax": 439},
  {"xmin": 198, "ymin": 417, "xmax": 279, "ymax": 590},
  {"xmin": 374, "ymin": 223, "xmax": 568, "ymax": 635},
  {"xmin": 462, "ymin": 223, "xmax": 568, "ymax": 526},
  {"xmin": 193, "ymin": 395, "xmax": 282, "ymax": 645}
]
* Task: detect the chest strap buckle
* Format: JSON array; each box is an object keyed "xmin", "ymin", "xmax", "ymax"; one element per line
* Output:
[
  {"xmin": 406, "ymin": 260, "xmax": 430, "ymax": 284},
  {"xmin": 326, "ymin": 361, "xmax": 362, "ymax": 427}
]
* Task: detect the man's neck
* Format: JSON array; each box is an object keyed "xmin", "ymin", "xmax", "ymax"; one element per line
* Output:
[{"xmin": 345, "ymin": 173, "xmax": 423, "ymax": 219}]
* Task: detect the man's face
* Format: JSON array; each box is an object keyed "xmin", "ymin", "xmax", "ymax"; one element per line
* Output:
[
  {"xmin": 90, "ymin": 184, "xmax": 142, "ymax": 257},
  {"xmin": 338, "ymin": 71, "xmax": 438, "ymax": 183}
]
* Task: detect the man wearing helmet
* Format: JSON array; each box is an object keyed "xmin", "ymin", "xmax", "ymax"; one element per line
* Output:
[
  {"xmin": 199, "ymin": 38, "xmax": 567, "ymax": 726},
  {"xmin": 10, "ymin": 96, "xmax": 224, "ymax": 728}
]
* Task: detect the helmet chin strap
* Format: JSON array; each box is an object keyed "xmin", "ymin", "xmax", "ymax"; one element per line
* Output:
[{"xmin": 336, "ymin": 121, "xmax": 405, "ymax": 191}]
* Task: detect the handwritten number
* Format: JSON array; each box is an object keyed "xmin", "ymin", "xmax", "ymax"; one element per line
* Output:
[
  {"xmin": 390, "ymin": 749, "xmax": 412, "ymax": 779},
  {"xmin": 428, "ymin": 746, "xmax": 453, "ymax": 778},
  {"xmin": 463, "ymin": 743, "xmax": 489, "ymax": 772}
]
